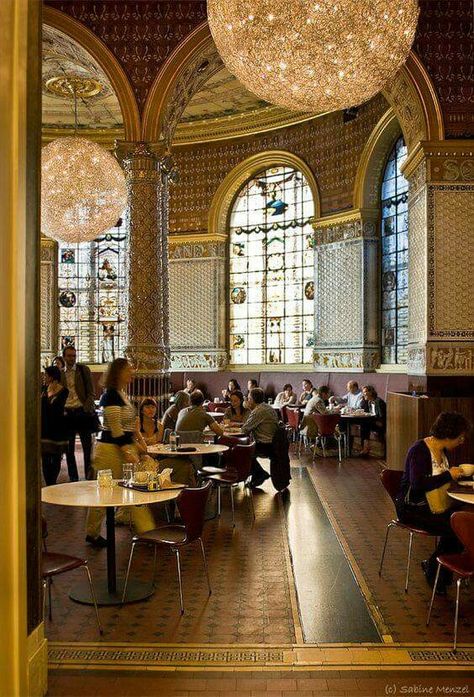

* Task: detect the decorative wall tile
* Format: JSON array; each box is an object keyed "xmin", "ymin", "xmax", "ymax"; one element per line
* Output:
[{"xmin": 408, "ymin": 186, "xmax": 427, "ymax": 344}]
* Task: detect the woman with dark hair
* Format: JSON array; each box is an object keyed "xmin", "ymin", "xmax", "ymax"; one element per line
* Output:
[
  {"xmin": 52, "ymin": 355, "xmax": 65, "ymax": 370},
  {"xmin": 359, "ymin": 385, "xmax": 386, "ymax": 456},
  {"xmin": 224, "ymin": 390, "xmax": 251, "ymax": 424},
  {"xmin": 85, "ymin": 358, "xmax": 155, "ymax": 547},
  {"xmin": 41, "ymin": 365, "xmax": 69, "ymax": 485},
  {"xmin": 162, "ymin": 390, "xmax": 190, "ymax": 432},
  {"xmin": 221, "ymin": 378, "xmax": 241, "ymax": 400},
  {"xmin": 396, "ymin": 411, "xmax": 471, "ymax": 594},
  {"xmin": 138, "ymin": 397, "xmax": 164, "ymax": 446}
]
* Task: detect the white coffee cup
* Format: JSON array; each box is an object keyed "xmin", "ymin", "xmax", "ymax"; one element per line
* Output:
[{"xmin": 459, "ymin": 463, "xmax": 474, "ymax": 477}]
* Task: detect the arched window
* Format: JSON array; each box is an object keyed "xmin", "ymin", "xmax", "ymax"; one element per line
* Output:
[
  {"xmin": 229, "ymin": 166, "xmax": 315, "ymax": 365},
  {"xmin": 57, "ymin": 218, "xmax": 128, "ymax": 363},
  {"xmin": 380, "ymin": 136, "xmax": 409, "ymax": 365}
]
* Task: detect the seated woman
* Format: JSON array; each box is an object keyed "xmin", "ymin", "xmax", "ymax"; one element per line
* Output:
[
  {"xmin": 359, "ymin": 385, "xmax": 386, "ymax": 456},
  {"xmin": 224, "ymin": 390, "xmax": 251, "ymax": 425},
  {"xmin": 138, "ymin": 397, "xmax": 164, "ymax": 445},
  {"xmin": 396, "ymin": 411, "xmax": 470, "ymax": 594},
  {"xmin": 274, "ymin": 383, "xmax": 297, "ymax": 409},
  {"xmin": 162, "ymin": 390, "xmax": 190, "ymax": 432},
  {"xmin": 221, "ymin": 378, "xmax": 241, "ymax": 401}
]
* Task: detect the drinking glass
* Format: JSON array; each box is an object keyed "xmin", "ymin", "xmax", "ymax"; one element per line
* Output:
[
  {"xmin": 97, "ymin": 469, "xmax": 113, "ymax": 488},
  {"xmin": 122, "ymin": 463, "xmax": 134, "ymax": 486}
]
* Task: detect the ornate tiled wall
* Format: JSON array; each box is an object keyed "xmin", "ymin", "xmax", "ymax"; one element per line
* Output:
[
  {"xmin": 312, "ymin": 213, "xmax": 380, "ymax": 371},
  {"xmin": 169, "ymin": 240, "xmax": 227, "ymax": 370},
  {"xmin": 40, "ymin": 238, "xmax": 58, "ymax": 366},
  {"xmin": 406, "ymin": 146, "xmax": 474, "ymax": 376}
]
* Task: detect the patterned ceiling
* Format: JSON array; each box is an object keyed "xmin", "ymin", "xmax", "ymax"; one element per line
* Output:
[{"xmin": 42, "ymin": 26, "xmax": 123, "ymax": 129}]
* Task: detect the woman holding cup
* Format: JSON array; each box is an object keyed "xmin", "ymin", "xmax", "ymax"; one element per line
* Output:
[{"xmin": 85, "ymin": 358, "xmax": 155, "ymax": 547}]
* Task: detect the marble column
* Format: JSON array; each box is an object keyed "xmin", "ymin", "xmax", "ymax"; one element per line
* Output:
[
  {"xmin": 404, "ymin": 142, "xmax": 474, "ymax": 394},
  {"xmin": 117, "ymin": 142, "xmax": 174, "ymax": 404},
  {"xmin": 312, "ymin": 209, "xmax": 380, "ymax": 372}
]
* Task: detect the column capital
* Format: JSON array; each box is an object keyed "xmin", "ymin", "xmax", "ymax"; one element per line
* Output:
[
  {"xmin": 114, "ymin": 140, "xmax": 167, "ymax": 164},
  {"xmin": 312, "ymin": 208, "xmax": 379, "ymax": 246},
  {"xmin": 402, "ymin": 139, "xmax": 474, "ymax": 182}
]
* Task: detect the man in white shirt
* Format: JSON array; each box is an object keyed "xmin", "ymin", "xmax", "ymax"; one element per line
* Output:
[
  {"xmin": 241, "ymin": 388, "xmax": 278, "ymax": 487},
  {"xmin": 62, "ymin": 346, "xmax": 96, "ymax": 481},
  {"xmin": 330, "ymin": 380, "xmax": 363, "ymax": 410}
]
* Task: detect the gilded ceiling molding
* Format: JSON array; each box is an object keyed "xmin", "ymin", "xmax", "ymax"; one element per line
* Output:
[
  {"xmin": 42, "ymin": 127, "xmax": 124, "ymax": 150},
  {"xmin": 208, "ymin": 151, "xmax": 321, "ymax": 238},
  {"xmin": 43, "ymin": 6, "xmax": 140, "ymax": 141},
  {"xmin": 353, "ymin": 109, "xmax": 402, "ymax": 210},
  {"xmin": 142, "ymin": 22, "xmax": 215, "ymax": 143}
]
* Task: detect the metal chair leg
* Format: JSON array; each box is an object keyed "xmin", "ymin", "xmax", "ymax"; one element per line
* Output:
[
  {"xmin": 378, "ymin": 522, "xmax": 393, "ymax": 577},
  {"xmin": 217, "ymin": 486, "xmax": 221, "ymax": 516},
  {"xmin": 83, "ymin": 562, "xmax": 103, "ymax": 635},
  {"xmin": 48, "ymin": 577, "xmax": 53, "ymax": 620},
  {"xmin": 426, "ymin": 562, "xmax": 441, "ymax": 626},
  {"xmin": 453, "ymin": 577, "xmax": 461, "ymax": 652},
  {"xmin": 248, "ymin": 486, "xmax": 256, "ymax": 520},
  {"xmin": 230, "ymin": 485, "xmax": 235, "ymax": 527},
  {"xmin": 152, "ymin": 545, "xmax": 157, "ymax": 586},
  {"xmin": 199, "ymin": 537, "xmax": 212, "ymax": 596},
  {"xmin": 174, "ymin": 548, "xmax": 184, "ymax": 614},
  {"xmin": 405, "ymin": 531, "xmax": 414, "ymax": 592},
  {"xmin": 42, "ymin": 579, "xmax": 47, "ymax": 620},
  {"xmin": 322, "ymin": 437, "xmax": 327, "ymax": 458},
  {"xmin": 121, "ymin": 541, "xmax": 137, "ymax": 603}
]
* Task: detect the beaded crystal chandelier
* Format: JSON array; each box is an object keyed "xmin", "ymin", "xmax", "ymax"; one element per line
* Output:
[
  {"xmin": 208, "ymin": 0, "xmax": 419, "ymax": 113},
  {"xmin": 41, "ymin": 137, "xmax": 127, "ymax": 244}
]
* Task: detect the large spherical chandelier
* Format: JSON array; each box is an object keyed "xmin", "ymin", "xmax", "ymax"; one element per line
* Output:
[
  {"xmin": 41, "ymin": 136, "xmax": 127, "ymax": 244},
  {"xmin": 208, "ymin": 0, "xmax": 419, "ymax": 113}
]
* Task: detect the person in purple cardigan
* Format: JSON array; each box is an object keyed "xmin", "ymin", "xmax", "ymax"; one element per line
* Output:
[{"xmin": 396, "ymin": 411, "xmax": 471, "ymax": 594}]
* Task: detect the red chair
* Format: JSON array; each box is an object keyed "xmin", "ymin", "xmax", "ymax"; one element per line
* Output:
[
  {"xmin": 41, "ymin": 517, "xmax": 102, "ymax": 633},
  {"xmin": 379, "ymin": 469, "xmax": 437, "ymax": 593},
  {"xmin": 201, "ymin": 442, "xmax": 256, "ymax": 527},
  {"xmin": 286, "ymin": 407, "xmax": 301, "ymax": 444},
  {"xmin": 311, "ymin": 413, "xmax": 346, "ymax": 462},
  {"xmin": 199, "ymin": 434, "xmax": 249, "ymax": 475},
  {"xmin": 122, "ymin": 482, "xmax": 212, "ymax": 614},
  {"xmin": 426, "ymin": 511, "xmax": 474, "ymax": 651}
]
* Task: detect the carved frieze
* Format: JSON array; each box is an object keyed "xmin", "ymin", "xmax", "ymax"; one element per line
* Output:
[
  {"xmin": 407, "ymin": 345, "xmax": 427, "ymax": 375},
  {"xmin": 169, "ymin": 240, "xmax": 226, "ymax": 260},
  {"xmin": 313, "ymin": 349, "xmax": 380, "ymax": 372},
  {"xmin": 170, "ymin": 350, "xmax": 228, "ymax": 371},
  {"xmin": 313, "ymin": 217, "xmax": 377, "ymax": 246},
  {"xmin": 428, "ymin": 344, "xmax": 474, "ymax": 374},
  {"xmin": 384, "ymin": 69, "xmax": 426, "ymax": 149}
]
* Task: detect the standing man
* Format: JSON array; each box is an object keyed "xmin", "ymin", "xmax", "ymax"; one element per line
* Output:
[
  {"xmin": 241, "ymin": 387, "xmax": 279, "ymax": 487},
  {"xmin": 62, "ymin": 346, "xmax": 96, "ymax": 480}
]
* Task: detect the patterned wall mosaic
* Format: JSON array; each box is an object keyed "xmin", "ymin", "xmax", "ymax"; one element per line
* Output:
[{"xmin": 169, "ymin": 93, "xmax": 389, "ymax": 228}]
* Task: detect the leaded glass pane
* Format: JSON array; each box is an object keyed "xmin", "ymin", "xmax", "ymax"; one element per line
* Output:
[
  {"xmin": 380, "ymin": 136, "xmax": 409, "ymax": 365},
  {"xmin": 57, "ymin": 217, "xmax": 128, "ymax": 363},
  {"xmin": 229, "ymin": 166, "xmax": 314, "ymax": 365}
]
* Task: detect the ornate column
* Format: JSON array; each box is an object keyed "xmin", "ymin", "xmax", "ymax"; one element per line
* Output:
[
  {"xmin": 40, "ymin": 236, "xmax": 58, "ymax": 367},
  {"xmin": 117, "ymin": 142, "xmax": 173, "ymax": 405},
  {"xmin": 312, "ymin": 209, "xmax": 380, "ymax": 372},
  {"xmin": 404, "ymin": 142, "xmax": 474, "ymax": 394}
]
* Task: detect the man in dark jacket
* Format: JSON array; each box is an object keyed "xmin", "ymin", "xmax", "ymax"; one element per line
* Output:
[{"xmin": 61, "ymin": 346, "xmax": 96, "ymax": 480}]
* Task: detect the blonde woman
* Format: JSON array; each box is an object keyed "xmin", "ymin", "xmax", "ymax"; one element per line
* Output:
[{"xmin": 85, "ymin": 358, "xmax": 155, "ymax": 547}]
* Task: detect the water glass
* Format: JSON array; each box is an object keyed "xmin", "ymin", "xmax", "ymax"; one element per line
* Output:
[
  {"xmin": 122, "ymin": 463, "xmax": 134, "ymax": 486},
  {"xmin": 97, "ymin": 469, "xmax": 113, "ymax": 488}
]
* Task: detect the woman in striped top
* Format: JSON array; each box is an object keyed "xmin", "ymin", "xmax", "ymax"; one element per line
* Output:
[{"xmin": 85, "ymin": 358, "xmax": 155, "ymax": 547}]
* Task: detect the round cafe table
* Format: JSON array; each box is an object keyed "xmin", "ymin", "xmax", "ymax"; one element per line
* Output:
[
  {"xmin": 448, "ymin": 486, "xmax": 474, "ymax": 506},
  {"xmin": 147, "ymin": 443, "xmax": 228, "ymax": 456},
  {"xmin": 42, "ymin": 480, "xmax": 181, "ymax": 606}
]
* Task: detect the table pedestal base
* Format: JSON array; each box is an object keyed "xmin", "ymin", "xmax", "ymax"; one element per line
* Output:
[{"xmin": 69, "ymin": 578, "xmax": 155, "ymax": 606}]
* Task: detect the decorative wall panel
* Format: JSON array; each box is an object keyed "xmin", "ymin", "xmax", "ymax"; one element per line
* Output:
[
  {"xmin": 169, "ymin": 241, "xmax": 227, "ymax": 370},
  {"xmin": 407, "ymin": 185, "xmax": 427, "ymax": 345},
  {"xmin": 428, "ymin": 185, "xmax": 474, "ymax": 338},
  {"xmin": 40, "ymin": 239, "xmax": 58, "ymax": 365},
  {"xmin": 170, "ymin": 93, "xmax": 389, "ymax": 230}
]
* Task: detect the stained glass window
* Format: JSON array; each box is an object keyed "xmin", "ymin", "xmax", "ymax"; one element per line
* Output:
[
  {"xmin": 229, "ymin": 166, "xmax": 315, "ymax": 365},
  {"xmin": 57, "ymin": 217, "xmax": 128, "ymax": 363},
  {"xmin": 380, "ymin": 136, "xmax": 409, "ymax": 364}
]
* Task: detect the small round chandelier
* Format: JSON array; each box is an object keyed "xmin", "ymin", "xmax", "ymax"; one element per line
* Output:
[
  {"xmin": 208, "ymin": 0, "xmax": 419, "ymax": 113},
  {"xmin": 41, "ymin": 136, "xmax": 127, "ymax": 244}
]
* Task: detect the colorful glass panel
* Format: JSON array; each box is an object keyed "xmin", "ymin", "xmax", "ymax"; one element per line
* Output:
[
  {"xmin": 380, "ymin": 136, "xmax": 409, "ymax": 364},
  {"xmin": 229, "ymin": 166, "xmax": 314, "ymax": 365},
  {"xmin": 57, "ymin": 217, "xmax": 128, "ymax": 363}
]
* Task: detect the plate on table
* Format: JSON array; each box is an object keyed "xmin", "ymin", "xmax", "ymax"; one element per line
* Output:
[{"xmin": 458, "ymin": 480, "xmax": 474, "ymax": 487}]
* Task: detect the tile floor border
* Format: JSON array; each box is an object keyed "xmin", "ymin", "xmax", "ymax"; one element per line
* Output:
[{"xmin": 48, "ymin": 642, "xmax": 474, "ymax": 671}]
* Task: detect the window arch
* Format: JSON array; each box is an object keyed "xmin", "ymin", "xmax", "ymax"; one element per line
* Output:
[
  {"xmin": 229, "ymin": 165, "xmax": 315, "ymax": 365},
  {"xmin": 380, "ymin": 135, "xmax": 409, "ymax": 364},
  {"xmin": 57, "ymin": 218, "xmax": 128, "ymax": 363}
]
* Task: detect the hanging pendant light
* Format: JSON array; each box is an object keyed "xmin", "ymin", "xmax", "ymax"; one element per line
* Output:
[
  {"xmin": 208, "ymin": 0, "xmax": 419, "ymax": 114},
  {"xmin": 41, "ymin": 77, "xmax": 127, "ymax": 244}
]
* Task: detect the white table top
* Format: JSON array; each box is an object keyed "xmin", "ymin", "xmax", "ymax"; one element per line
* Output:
[
  {"xmin": 448, "ymin": 485, "xmax": 474, "ymax": 505},
  {"xmin": 340, "ymin": 412, "xmax": 374, "ymax": 418},
  {"xmin": 148, "ymin": 443, "xmax": 229, "ymax": 456},
  {"xmin": 41, "ymin": 480, "xmax": 180, "ymax": 508}
]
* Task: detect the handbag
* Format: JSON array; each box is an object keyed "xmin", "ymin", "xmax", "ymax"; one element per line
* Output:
[{"xmin": 425, "ymin": 483, "xmax": 454, "ymax": 515}]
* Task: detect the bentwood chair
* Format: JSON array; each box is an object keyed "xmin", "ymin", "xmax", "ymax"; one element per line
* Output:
[
  {"xmin": 379, "ymin": 469, "xmax": 437, "ymax": 593},
  {"xmin": 427, "ymin": 511, "xmax": 474, "ymax": 651},
  {"xmin": 285, "ymin": 407, "xmax": 302, "ymax": 448},
  {"xmin": 122, "ymin": 482, "xmax": 212, "ymax": 614},
  {"xmin": 311, "ymin": 413, "xmax": 346, "ymax": 462},
  {"xmin": 199, "ymin": 434, "xmax": 250, "ymax": 476},
  {"xmin": 200, "ymin": 442, "xmax": 256, "ymax": 526},
  {"xmin": 41, "ymin": 518, "xmax": 102, "ymax": 633}
]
